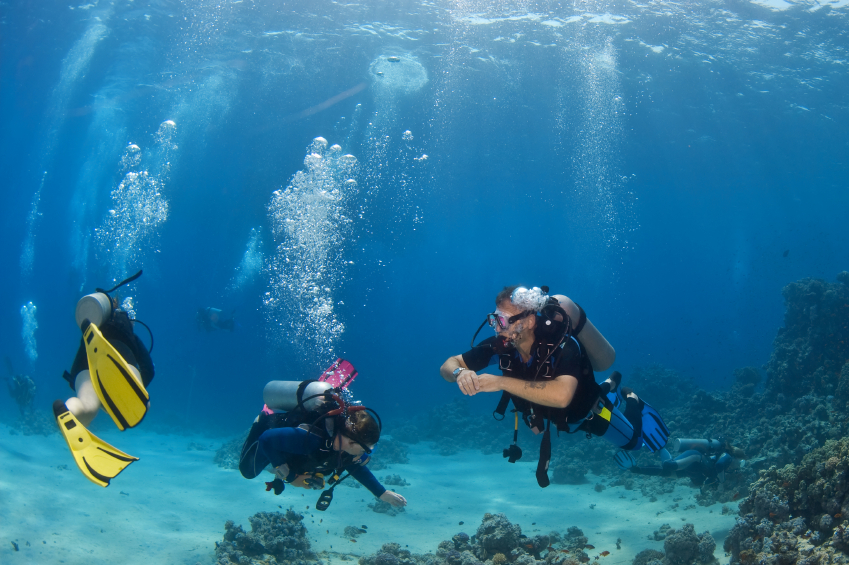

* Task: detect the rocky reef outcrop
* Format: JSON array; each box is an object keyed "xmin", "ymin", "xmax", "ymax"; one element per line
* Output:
[
  {"xmin": 358, "ymin": 514, "xmax": 619, "ymax": 565},
  {"xmin": 215, "ymin": 509, "xmax": 319, "ymax": 565},
  {"xmin": 724, "ymin": 436, "xmax": 849, "ymax": 565}
]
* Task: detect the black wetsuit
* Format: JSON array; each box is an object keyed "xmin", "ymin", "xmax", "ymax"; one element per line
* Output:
[
  {"xmin": 631, "ymin": 452, "xmax": 733, "ymax": 486},
  {"xmin": 63, "ymin": 310, "xmax": 154, "ymax": 390},
  {"xmin": 461, "ymin": 333, "xmax": 601, "ymax": 431}
]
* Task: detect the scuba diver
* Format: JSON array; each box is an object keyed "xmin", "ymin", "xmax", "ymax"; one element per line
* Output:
[
  {"xmin": 239, "ymin": 361, "xmax": 407, "ymax": 511},
  {"xmin": 54, "ymin": 270, "xmax": 155, "ymax": 487},
  {"xmin": 196, "ymin": 307, "xmax": 236, "ymax": 332},
  {"xmin": 440, "ymin": 285, "xmax": 671, "ymax": 488},
  {"xmin": 615, "ymin": 437, "xmax": 746, "ymax": 486}
]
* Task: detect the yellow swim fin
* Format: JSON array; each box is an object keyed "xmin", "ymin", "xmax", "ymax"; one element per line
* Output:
[
  {"xmin": 53, "ymin": 400, "xmax": 139, "ymax": 487},
  {"xmin": 83, "ymin": 322, "xmax": 149, "ymax": 430}
]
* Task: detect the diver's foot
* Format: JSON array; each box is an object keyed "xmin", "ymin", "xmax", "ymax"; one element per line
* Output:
[{"xmin": 605, "ymin": 371, "xmax": 622, "ymax": 393}]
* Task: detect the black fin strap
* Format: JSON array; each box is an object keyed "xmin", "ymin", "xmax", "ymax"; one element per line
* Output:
[
  {"xmin": 573, "ymin": 303, "xmax": 587, "ymax": 336},
  {"xmin": 622, "ymin": 395, "xmax": 644, "ymax": 451},
  {"xmin": 493, "ymin": 391, "xmax": 511, "ymax": 421},
  {"xmin": 536, "ymin": 419, "xmax": 552, "ymax": 488}
]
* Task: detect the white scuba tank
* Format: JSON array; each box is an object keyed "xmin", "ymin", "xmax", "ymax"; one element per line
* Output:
[
  {"xmin": 75, "ymin": 293, "xmax": 113, "ymax": 330},
  {"xmin": 673, "ymin": 438, "xmax": 724, "ymax": 453},
  {"xmin": 263, "ymin": 380, "xmax": 333, "ymax": 412}
]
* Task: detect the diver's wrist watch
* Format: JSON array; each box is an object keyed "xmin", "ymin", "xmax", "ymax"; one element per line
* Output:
[{"xmin": 453, "ymin": 367, "xmax": 467, "ymax": 379}]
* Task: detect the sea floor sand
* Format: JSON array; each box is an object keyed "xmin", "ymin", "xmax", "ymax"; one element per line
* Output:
[{"xmin": 0, "ymin": 424, "xmax": 739, "ymax": 564}]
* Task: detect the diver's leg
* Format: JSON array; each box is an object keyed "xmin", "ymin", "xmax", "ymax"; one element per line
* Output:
[
  {"xmin": 600, "ymin": 406, "xmax": 639, "ymax": 449},
  {"xmin": 65, "ymin": 370, "xmax": 101, "ymax": 427},
  {"xmin": 662, "ymin": 450, "xmax": 703, "ymax": 472},
  {"xmin": 239, "ymin": 412, "xmax": 275, "ymax": 479}
]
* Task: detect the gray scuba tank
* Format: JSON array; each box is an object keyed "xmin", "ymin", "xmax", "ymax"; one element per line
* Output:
[
  {"xmin": 263, "ymin": 380, "xmax": 333, "ymax": 412},
  {"xmin": 75, "ymin": 293, "xmax": 113, "ymax": 330},
  {"xmin": 673, "ymin": 438, "xmax": 724, "ymax": 454}
]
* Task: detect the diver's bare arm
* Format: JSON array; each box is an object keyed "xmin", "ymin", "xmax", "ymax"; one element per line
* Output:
[
  {"xmin": 440, "ymin": 355, "xmax": 468, "ymax": 382},
  {"xmin": 479, "ymin": 374, "xmax": 578, "ymax": 408}
]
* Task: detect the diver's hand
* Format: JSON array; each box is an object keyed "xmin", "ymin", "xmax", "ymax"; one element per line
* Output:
[
  {"xmin": 273, "ymin": 464, "xmax": 290, "ymax": 481},
  {"xmin": 380, "ymin": 490, "xmax": 407, "ymax": 507},
  {"xmin": 290, "ymin": 474, "xmax": 324, "ymax": 489},
  {"xmin": 474, "ymin": 374, "xmax": 505, "ymax": 394},
  {"xmin": 456, "ymin": 369, "xmax": 481, "ymax": 395},
  {"xmin": 289, "ymin": 475, "xmax": 312, "ymax": 489}
]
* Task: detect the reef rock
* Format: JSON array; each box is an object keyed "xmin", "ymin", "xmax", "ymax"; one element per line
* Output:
[{"xmin": 215, "ymin": 509, "xmax": 318, "ymax": 565}]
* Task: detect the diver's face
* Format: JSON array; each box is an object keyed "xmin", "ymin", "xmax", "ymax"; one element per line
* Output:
[
  {"xmin": 336, "ymin": 434, "xmax": 372, "ymax": 457},
  {"xmin": 494, "ymin": 302, "xmax": 533, "ymax": 346}
]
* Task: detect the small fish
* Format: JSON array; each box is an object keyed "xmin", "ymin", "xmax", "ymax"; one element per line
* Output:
[
  {"xmin": 732, "ymin": 492, "xmax": 740, "ymax": 501},
  {"xmin": 459, "ymin": 521, "xmax": 464, "ymax": 525},
  {"xmin": 836, "ymin": 514, "xmax": 843, "ymax": 519},
  {"xmin": 585, "ymin": 545, "xmax": 595, "ymax": 550},
  {"xmin": 783, "ymin": 250, "xmax": 789, "ymax": 258},
  {"xmin": 351, "ymin": 539, "xmax": 357, "ymax": 543},
  {"xmin": 769, "ymin": 512, "xmax": 777, "ymax": 519},
  {"xmin": 524, "ymin": 544, "xmax": 535, "ymax": 550},
  {"xmin": 11, "ymin": 541, "xmax": 19, "ymax": 551},
  {"xmin": 362, "ymin": 525, "xmax": 368, "ymax": 529},
  {"xmin": 600, "ymin": 551, "xmax": 610, "ymax": 557},
  {"xmin": 782, "ymin": 482, "xmax": 790, "ymax": 488}
]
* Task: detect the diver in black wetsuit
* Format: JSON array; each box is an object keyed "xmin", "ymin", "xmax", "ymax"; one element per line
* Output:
[
  {"xmin": 440, "ymin": 285, "xmax": 672, "ymax": 488},
  {"xmin": 615, "ymin": 437, "xmax": 746, "ymax": 486}
]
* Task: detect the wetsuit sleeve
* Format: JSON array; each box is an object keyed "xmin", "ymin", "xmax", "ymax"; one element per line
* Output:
[
  {"xmin": 461, "ymin": 336, "xmax": 499, "ymax": 372},
  {"xmin": 345, "ymin": 463, "xmax": 386, "ymax": 498},
  {"xmin": 258, "ymin": 427, "xmax": 322, "ymax": 469}
]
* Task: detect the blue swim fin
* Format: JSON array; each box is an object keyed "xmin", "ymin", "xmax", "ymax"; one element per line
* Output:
[
  {"xmin": 614, "ymin": 450, "xmax": 636, "ymax": 470},
  {"xmin": 639, "ymin": 399, "xmax": 670, "ymax": 452}
]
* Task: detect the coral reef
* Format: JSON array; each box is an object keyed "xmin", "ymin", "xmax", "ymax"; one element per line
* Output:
[
  {"xmin": 724, "ymin": 437, "xmax": 849, "ymax": 565},
  {"xmin": 215, "ymin": 434, "xmax": 246, "ymax": 470},
  {"xmin": 8, "ymin": 408, "xmax": 55, "ymax": 436},
  {"xmin": 369, "ymin": 498, "xmax": 406, "ymax": 516},
  {"xmin": 215, "ymin": 509, "xmax": 319, "ymax": 565},
  {"xmin": 383, "ymin": 474, "xmax": 410, "ymax": 486},
  {"xmin": 358, "ymin": 514, "xmax": 594, "ymax": 565},
  {"xmin": 765, "ymin": 276, "xmax": 849, "ymax": 402},
  {"xmin": 370, "ymin": 438, "xmax": 410, "ymax": 471},
  {"xmin": 6, "ymin": 373, "xmax": 36, "ymax": 415}
]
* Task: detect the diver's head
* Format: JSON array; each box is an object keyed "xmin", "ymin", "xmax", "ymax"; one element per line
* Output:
[
  {"xmin": 489, "ymin": 286, "xmax": 550, "ymax": 347},
  {"xmin": 336, "ymin": 410, "xmax": 380, "ymax": 457}
]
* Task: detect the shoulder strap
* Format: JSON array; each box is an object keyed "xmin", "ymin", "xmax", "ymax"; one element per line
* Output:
[
  {"xmin": 493, "ymin": 391, "xmax": 511, "ymax": 421},
  {"xmin": 535, "ymin": 419, "xmax": 552, "ymax": 488}
]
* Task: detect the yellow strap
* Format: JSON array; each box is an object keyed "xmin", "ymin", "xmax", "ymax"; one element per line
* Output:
[
  {"xmin": 513, "ymin": 412, "xmax": 519, "ymax": 431},
  {"xmin": 598, "ymin": 407, "xmax": 612, "ymax": 422}
]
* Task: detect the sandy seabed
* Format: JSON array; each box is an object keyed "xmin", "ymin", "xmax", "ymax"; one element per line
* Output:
[{"xmin": 0, "ymin": 424, "xmax": 739, "ymax": 564}]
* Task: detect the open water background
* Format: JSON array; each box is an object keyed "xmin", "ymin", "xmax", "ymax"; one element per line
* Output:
[{"xmin": 1, "ymin": 0, "xmax": 848, "ymax": 431}]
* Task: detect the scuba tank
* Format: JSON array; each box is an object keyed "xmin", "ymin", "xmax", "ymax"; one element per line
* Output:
[
  {"xmin": 75, "ymin": 293, "xmax": 113, "ymax": 330},
  {"xmin": 263, "ymin": 380, "xmax": 334, "ymax": 412},
  {"xmin": 673, "ymin": 437, "xmax": 725, "ymax": 454}
]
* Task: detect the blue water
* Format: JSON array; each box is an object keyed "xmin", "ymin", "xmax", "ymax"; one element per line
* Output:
[{"xmin": 1, "ymin": 0, "xmax": 848, "ymax": 431}]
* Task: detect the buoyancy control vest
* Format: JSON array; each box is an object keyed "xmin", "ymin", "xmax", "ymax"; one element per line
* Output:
[{"xmin": 493, "ymin": 333, "xmax": 600, "ymax": 432}]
